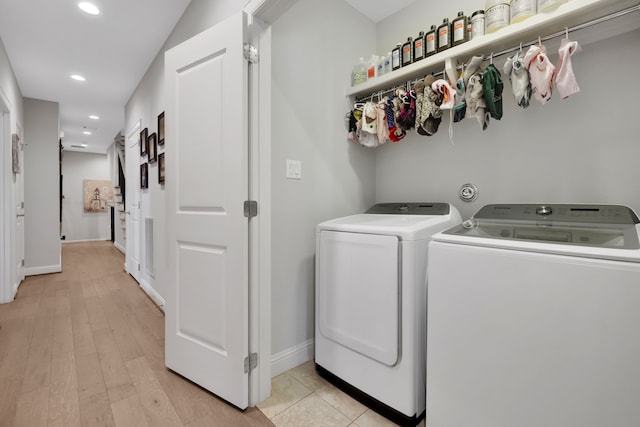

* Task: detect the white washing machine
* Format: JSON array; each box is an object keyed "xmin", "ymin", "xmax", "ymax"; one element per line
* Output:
[
  {"xmin": 315, "ymin": 202, "xmax": 461, "ymax": 426},
  {"xmin": 427, "ymin": 204, "xmax": 640, "ymax": 427}
]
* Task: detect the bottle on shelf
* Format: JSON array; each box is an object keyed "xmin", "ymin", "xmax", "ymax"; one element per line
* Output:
[
  {"xmin": 470, "ymin": 10, "xmax": 485, "ymax": 40},
  {"xmin": 511, "ymin": 0, "xmax": 536, "ymax": 23},
  {"xmin": 392, "ymin": 43, "xmax": 402, "ymax": 70},
  {"xmin": 485, "ymin": 0, "xmax": 510, "ymax": 34},
  {"xmin": 452, "ymin": 11, "xmax": 469, "ymax": 46},
  {"xmin": 402, "ymin": 37, "xmax": 413, "ymax": 67},
  {"xmin": 351, "ymin": 57, "xmax": 367, "ymax": 86},
  {"xmin": 437, "ymin": 18, "xmax": 451, "ymax": 52},
  {"xmin": 537, "ymin": 0, "xmax": 567, "ymax": 13},
  {"xmin": 413, "ymin": 31, "xmax": 425, "ymax": 62},
  {"xmin": 425, "ymin": 25, "xmax": 437, "ymax": 57},
  {"xmin": 384, "ymin": 52, "xmax": 392, "ymax": 74}
]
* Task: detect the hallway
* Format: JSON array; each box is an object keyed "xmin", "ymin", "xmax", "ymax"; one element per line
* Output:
[{"xmin": 0, "ymin": 241, "xmax": 272, "ymax": 426}]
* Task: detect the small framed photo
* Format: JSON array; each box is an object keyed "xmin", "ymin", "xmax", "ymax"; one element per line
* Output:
[
  {"xmin": 157, "ymin": 112, "xmax": 165, "ymax": 145},
  {"xmin": 158, "ymin": 152, "xmax": 165, "ymax": 184},
  {"xmin": 140, "ymin": 163, "xmax": 148, "ymax": 189},
  {"xmin": 148, "ymin": 132, "xmax": 158, "ymax": 163},
  {"xmin": 140, "ymin": 128, "xmax": 148, "ymax": 156}
]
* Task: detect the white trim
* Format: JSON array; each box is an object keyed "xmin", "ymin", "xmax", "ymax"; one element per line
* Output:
[
  {"xmin": 62, "ymin": 238, "xmax": 111, "ymax": 244},
  {"xmin": 140, "ymin": 279, "xmax": 165, "ymax": 311},
  {"xmin": 114, "ymin": 241, "xmax": 126, "ymax": 254},
  {"xmin": 270, "ymin": 339, "xmax": 315, "ymax": 378},
  {"xmin": 25, "ymin": 263, "xmax": 62, "ymax": 276}
]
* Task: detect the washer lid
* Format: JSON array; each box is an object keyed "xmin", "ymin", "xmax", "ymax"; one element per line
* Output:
[{"xmin": 435, "ymin": 204, "xmax": 640, "ymax": 261}]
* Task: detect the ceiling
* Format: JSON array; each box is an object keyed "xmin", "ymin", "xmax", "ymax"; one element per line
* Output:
[
  {"xmin": 0, "ymin": 0, "xmax": 191, "ymax": 154},
  {"xmin": 0, "ymin": 0, "xmax": 411, "ymax": 154}
]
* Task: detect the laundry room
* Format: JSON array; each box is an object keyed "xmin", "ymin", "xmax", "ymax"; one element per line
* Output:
[{"xmin": 269, "ymin": 0, "xmax": 640, "ymax": 374}]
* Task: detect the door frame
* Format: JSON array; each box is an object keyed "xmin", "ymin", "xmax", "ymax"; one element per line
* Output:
[
  {"xmin": 0, "ymin": 88, "xmax": 15, "ymax": 303},
  {"xmin": 125, "ymin": 120, "xmax": 142, "ymax": 282}
]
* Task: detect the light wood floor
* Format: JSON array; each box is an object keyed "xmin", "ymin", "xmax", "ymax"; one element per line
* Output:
[{"xmin": 0, "ymin": 241, "xmax": 273, "ymax": 427}]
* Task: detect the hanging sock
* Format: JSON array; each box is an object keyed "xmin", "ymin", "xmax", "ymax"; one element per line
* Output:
[
  {"xmin": 555, "ymin": 38, "xmax": 581, "ymax": 99},
  {"xmin": 482, "ymin": 64, "xmax": 503, "ymax": 120},
  {"xmin": 503, "ymin": 51, "xmax": 532, "ymax": 108},
  {"xmin": 376, "ymin": 99, "xmax": 389, "ymax": 145},
  {"xmin": 524, "ymin": 44, "xmax": 556, "ymax": 104}
]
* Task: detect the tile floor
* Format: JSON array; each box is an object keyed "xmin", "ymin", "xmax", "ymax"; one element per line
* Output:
[{"xmin": 257, "ymin": 361, "xmax": 426, "ymax": 427}]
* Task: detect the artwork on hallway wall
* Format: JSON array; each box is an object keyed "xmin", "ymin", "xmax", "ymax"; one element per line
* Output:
[
  {"xmin": 140, "ymin": 127, "xmax": 148, "ymax": 156},
  {"xmin": 148, "ymin": 132, "xmax": 158, "ymax": 163},
  {"xmin": 158, "ymin": 111, "xmax": 165, "ymax": 145},
  {"xmin": 83, "ymin": 179, "xmax": 114, "ymax": 213},
  {"xmin": 140, "ymin": 163, "xmax": 148, "ymax": 189},
  {"xmin": 12, "ymin": 133, "xmax": 21, "ymax": 174},
  {"xmin": 158, "ymin": 152, "xmax": 165, "ymax": 184}
]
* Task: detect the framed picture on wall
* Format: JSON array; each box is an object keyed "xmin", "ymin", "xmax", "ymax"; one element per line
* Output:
[
  {"xmin": 140, "ymin": 127, "xmax": 148, "ymax": 156},
  {"xmin": 140, "ymin": 163, "xmax": 148, "ymax": 189},
  {"xmin": 158, "ymin": 111, "xmax": 165, "ymax": 145},
  {"xmin": 158, "ymin": 152, "xmax": 165, "ymax": 184},
  {"xmin": 148, "ymin": 132, "xmax": 158, "ymax": 163}
]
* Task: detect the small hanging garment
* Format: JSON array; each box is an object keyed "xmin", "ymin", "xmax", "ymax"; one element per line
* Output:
[
  {"xmin": 482, "ymin": 64, "xmax": 503, "ymax": 120},
  {"xmin": 347, "ymin": 109, "xmax": 361, "ymax": 143},
  {"xmin": 386, "ymin": 96, "xmax": 406, "ymax": 142},
  {"xmin": 417, "ymin": 75, "xmax": 443, "ymax": 136},
  {"xmin": 503, "ymin": 51, "xmax": 532, "ymax": 108},
  {"xmin": 453, "ymin": 76, "xmax": 467, "ymax": 122},
  {"xmin": 358, "ymin": 102, "xmax": 380, "ymax": 147},
  {"xmin": 465, "ymin": 73, "xmax": 490, "ymax": 130},
  {"xmin": 431, "ymin": 79, "xmax": 456, "ymax": 110},
  {"xmin": 524, "ymin": 44, "xmax": 556, "ymax": 104},
  {"xmin": 376, "ymin": 99, "xmax": 389, "ymax": 145},
  {"xmin": 555, "ymin": 38, "xmax": 581, "ymax": 99}
]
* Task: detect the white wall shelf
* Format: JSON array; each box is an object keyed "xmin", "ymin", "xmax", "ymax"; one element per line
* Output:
[{"xmin": 345, "ymin": 0, "xmax": 639, "ymax": 99}]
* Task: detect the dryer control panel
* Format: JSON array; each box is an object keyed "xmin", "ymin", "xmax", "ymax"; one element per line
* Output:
[
  {"xmin": 365, "ymin": 202, "xmax": 450, "ymax": 215},
  {"xmin": 472, "ymin": 204, "xmax": 640, "ymax": 225}
]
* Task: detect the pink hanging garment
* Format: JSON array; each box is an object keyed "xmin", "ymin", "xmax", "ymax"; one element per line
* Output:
[
  {"xmin": 555, "ymin": 38, "xmax": 581, "ymax": 99},
  {"xmin": 524, "ymin": 44, "xmax": 556, "ymax": 104}
]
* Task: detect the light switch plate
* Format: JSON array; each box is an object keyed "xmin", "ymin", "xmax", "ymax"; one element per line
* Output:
[{"xmin": 286, "ymin": 159, "xmax": 302, "ymax": 180}]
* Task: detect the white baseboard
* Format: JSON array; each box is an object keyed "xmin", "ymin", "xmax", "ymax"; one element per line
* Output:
[
  {"xmin": 114, "ymin": 241, "xmax": 126, "ymax": 254},
  {"xmin": 62, "ymin": 238, "xmax": 110, "ymax": 244},
  {"xmin": 25, "ymin": 264, "xmax": 62, "ymax": 276},
  {"xmin": 271, "ymin": 338, "xmax": 314, "ymax": 377},
  {"xmin": 140, "ymin": 280, "xmax": 165, "ymax": 312}
]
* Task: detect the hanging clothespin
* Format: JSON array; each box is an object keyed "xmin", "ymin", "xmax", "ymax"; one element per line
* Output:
[
  {"xmin": 490, "ymin": 52, "xmax": 494, "ymax": 64},
  {"xmin": 538, "ymin": 36, "xmax": 542, "ymax": 46},
  {"xmin": 519, "ymin": 42, "xmax": 523, "ymax": 54},
  {"xmin": 565, "ymin": 27, "xmax": 569, "ymax": 39}
]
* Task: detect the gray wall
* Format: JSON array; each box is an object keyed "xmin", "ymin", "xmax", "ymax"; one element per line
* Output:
[
  {"xmin": 61, "ymin": 151, "xmax": 111, "ymax": 242},
  {"xmin": 23, "ymin": 97, "xmax": 60, "ymax": 274},
  {"xmin": 270, "ymin": 0, "xmax": 377, "ymax": 356},
  {"xmin": 373, "ymin": 5, "xmax": 640, "ymax": 220}
]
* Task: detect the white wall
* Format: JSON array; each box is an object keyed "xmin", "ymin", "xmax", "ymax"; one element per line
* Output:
[
  {"xmin": 61, "ymin": 151, "xmax": 111, "ymax": 242},
  {"xmin": 372, "ymin": 5, "xmax": 640, "ymax": 219},
  {"xmin": 23, "ymin": 97, "xmax": 60, "ymax": 275},
  {"xmin": 270, "ymin": 0, "xmax": 377, "ymax": 358}
]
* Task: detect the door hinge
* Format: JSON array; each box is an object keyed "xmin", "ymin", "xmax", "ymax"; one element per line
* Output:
[
  {"xmin": 244, "ymin": 352, "xmax": 258, "ymax": 374},
  {"xmin": 244, "ymin": 200, "xmax": 258, "ymax": 218},
  {"xmin": 21, "ymin": 259, "xmax": 25, "ymax": 267},
  {"xmin": 243, "ymin": 43, "xmax": 258, "ymax": 64}
]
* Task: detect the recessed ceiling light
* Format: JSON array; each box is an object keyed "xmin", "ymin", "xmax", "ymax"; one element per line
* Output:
[
  {"xmin": 89, "ymin": 115, "xmax": 100, "ymax": 120},
  {"xmin": 71, "ymin": 144, "xmax": 88, "ymax": 148},
  {"xmin": 82, "ymin": 131, "xmax": 92, "ymax": 135},
  {"xmin": 70, "ymin": 74, "xmax": 86, "ymax": 81},
  {"xmin": 78, "ymin": 2, "xmax": 100, "ymax": 15}
]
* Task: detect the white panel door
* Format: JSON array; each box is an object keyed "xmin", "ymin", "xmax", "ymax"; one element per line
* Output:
[
  {"xmin": 164, "ymin": 12, "xmax": 249, "ymax": 409},
  {"xmin": 126, "ymin": 124, "xmax": 141, "ymax": 282}
]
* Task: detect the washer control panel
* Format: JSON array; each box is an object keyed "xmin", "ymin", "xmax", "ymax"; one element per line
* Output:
[{"xmin": 472, "ymin": 204, "xmax": 640, "ymax": 225}]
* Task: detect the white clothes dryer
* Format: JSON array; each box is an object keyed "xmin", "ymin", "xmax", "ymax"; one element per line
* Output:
[
  {"xmin": 315, "ymin": 202, "xmax": 461, "ymax": 426},
  {"xmin": 427, "ymin": 204, "xmax": 640, "ymax": 427}
]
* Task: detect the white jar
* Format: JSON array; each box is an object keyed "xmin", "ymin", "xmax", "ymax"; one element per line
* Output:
[
  {"xmin": 485, "ymin": 0, "xmax": 510, "ymax": 34},
  {"xmin": 537, "ymin": 0, "xmax": 567, "ymax": 13},
  {"xmin": 511, "ymin": 0, "xmax": 536, "ymax": 23},
  {"xmin": 470, "ymin": 10, "xmax": 485, "ymax": 40}
]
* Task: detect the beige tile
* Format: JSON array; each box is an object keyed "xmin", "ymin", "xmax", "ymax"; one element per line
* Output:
[
  {"xmin": 271, "ymin": 394, "xmax": 351, "ymax": 427},
  {"xmin": 352, "ymin": 409, "xmax": 400, "ymax": 427},
  {"xmin": 47, "ymin": 388, "xmax": 81, "ymax": 427},
  {"xmin": 315, "ymin": 384, "xmax": 367, "ymax": 421},
  {"xmin": 13, "ymin": 386, "xmax": 49, "ymax": 427},
  {"xmin": 256, "ymin": 373, "xmax": 312, "ymax": 419},
  {"xmin": 287, "ymin": 361, "xmax": 330, "ymax": 391}
]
